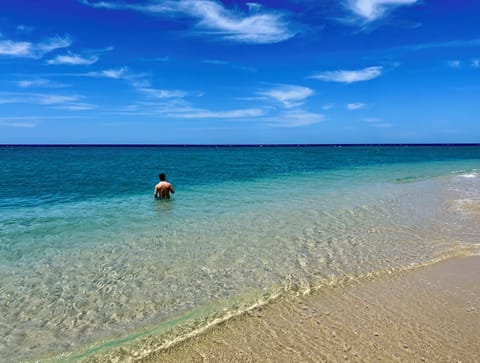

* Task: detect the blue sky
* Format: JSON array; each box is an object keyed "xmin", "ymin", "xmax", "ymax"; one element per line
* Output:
[{"xmin": 1, "ymin": 0, "xmax": 479, "ymax": 144}]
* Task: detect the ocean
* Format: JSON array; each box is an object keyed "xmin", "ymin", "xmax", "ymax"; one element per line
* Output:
[{"xmin": 1, "ymin": 145, "xmax": 479, "ymax": 362}]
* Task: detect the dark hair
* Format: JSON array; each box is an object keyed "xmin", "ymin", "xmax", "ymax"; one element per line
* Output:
[{"xmin": 159, "ymin": 173, "xmax": 166, "ymax": 181}]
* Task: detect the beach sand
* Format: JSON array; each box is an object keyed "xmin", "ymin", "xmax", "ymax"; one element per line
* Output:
[{"xmin": 140, "ymin": 255, "xmax": 480, "ymax": 363}]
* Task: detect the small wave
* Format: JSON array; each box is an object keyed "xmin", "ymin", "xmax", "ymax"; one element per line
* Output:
[{"xmin": 460, "ymin": 173, "xmax": 478, "ymax": 178}]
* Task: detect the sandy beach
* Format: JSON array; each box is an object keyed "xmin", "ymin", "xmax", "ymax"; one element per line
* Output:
[{"xmin": 139, "ymin": 255, "xmax": 480, "ymax": 363}]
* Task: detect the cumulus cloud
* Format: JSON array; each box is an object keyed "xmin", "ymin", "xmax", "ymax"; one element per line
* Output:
[
  {"xmin": 47, "ymin": 53, "xmax": 99, "ymax": 65},
  {"xmin": 345, "ymin": 0, "xmax": 418, "ymax": 22},
  {"xmin": 258, "ymin": 84, "xmax": 314, "ymax": 108},
  {"xmin": 80, "ymin": 0, "xmax": 296, "ymax": 44},
  {"xmin": 0, "ymin": 35, "xmax": 71, "ymax": 59},
  {"xmin": 347, "ymin": 102, "xmax": 365, "ymax": 110},
  {"xmin": 311, "ymin": 66, "xmax": 383, "ymax": 83}
]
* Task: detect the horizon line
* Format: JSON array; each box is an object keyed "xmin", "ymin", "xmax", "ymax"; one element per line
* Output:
[{"xmin": 1, "ymin": 143, "xmax": 480, "ymax": 147}]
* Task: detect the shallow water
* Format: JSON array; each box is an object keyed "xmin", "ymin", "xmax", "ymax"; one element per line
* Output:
[{"xmin": 0, "ymin": 145, "xmax": 479, "ymax": 362}]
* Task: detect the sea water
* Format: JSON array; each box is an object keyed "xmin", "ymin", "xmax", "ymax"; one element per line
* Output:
[{"xmin": 1, "ymin": 145, "xmax": 480, "ymax": 362}]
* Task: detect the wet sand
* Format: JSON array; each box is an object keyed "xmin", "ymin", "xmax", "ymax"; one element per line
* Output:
[{"xmin": 141, "ymin": 255, "xmax": 480, "ymax": 363}]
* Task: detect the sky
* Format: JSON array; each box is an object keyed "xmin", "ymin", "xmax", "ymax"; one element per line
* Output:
[{"xmin": 0, "ymin": 0, "xmax": 479, "ymax": 144}]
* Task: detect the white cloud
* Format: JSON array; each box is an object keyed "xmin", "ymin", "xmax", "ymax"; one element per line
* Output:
[
  {"xmin": 266, "ymin": 110, "xmax": 325, "ymax": 127},
  {"xmin": 361, "ymin": 117, "xmax": 381, "ymax": 123},
  {"xmin": 138, "ymin": 87, "xmax": 188, "ymax": 99},
  {"xmin": 203, "ymin": 59, "xmax": 256, "ymax": 72},
  {"xmin": 361, "ymin": 117, "xmax": 392, "ymax": 127},
  {"xmin": 53, "ymin": 103, "xmax": 97, "ymax": 110},
  {"xmin": 448, "ymin": 60, "xmax": 461, "ymax": 68},
  {"xmin": 246, "ymin": 3, "xmax": 262, "ymax": 12},
  {"xmin": 258, "ymin": 84, "xmax": 314, "ymax": 108},
  {"xmin": 16, "ymin": 25, "xmax": 35, "ymax": 33},
  {"xmin": 17, "ymin": 79, "xmax": 69, "ymax": 88},
  {"xmin": 203, "ymin": 59, "xmax": 229, "ymax": 65},
  {"xmin": 167, "ymin": 107, "xmax": 264, "ymax": 119},
  {"xmin": 347, "ymin": 102, "xmax": 365, "ymax": 110},
  {"xmin": 0, "ymin": 35, "xmax": 71, "ymax": 59},
  {"xmin": 0, "ymin": 40, "xmax": 31, "ymax": 57},
  {"xmin": 346, "ymin": 0, "xmax": 418, "ymax": 22},
  {"xmin": 85, "ymin": 67, "xmax": 130, "ymax": 79},
  {"xmin": 36, "ymin": 36, "xmax": 72, "ymax": 55},
  {"xmin": 36, "ymin": 94, "xmax": 81, "ymax": 105},
  {"xmin": 84, "ymin": 67, "xmax": 189, "ymax": 100},
  {"xmin": 47, "ymin": 53, "xmax": 98, "ymax": 65},
  {"xmin": 311, "ymin": 66, "xmax": 383, "ymax": 83},
  {"xmin": 471, "ymin": 59, "xmax": 480, "ymax": 68},
  {"xmin": 372, "ymin": 122, "xmax": 392, "ymax": 128},
  {"xmin": 0, "ymin": 118, "xmax": 37, "ymax": 128},
  {"xmin": 81, "ymin": 0, "xmax": 296, "ymax": 44},
  {"xmin": 0, "ymin": 92, "xmax": 90, "ymax": 111},
  {"xmin": 322, "ymin": 103, "xmax": 335, "ymax": 110}
]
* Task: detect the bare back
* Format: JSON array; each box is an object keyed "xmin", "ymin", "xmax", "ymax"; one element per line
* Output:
[{"xmin": 154, "ymin": 181, "xmax": 174, "ymax": 199}]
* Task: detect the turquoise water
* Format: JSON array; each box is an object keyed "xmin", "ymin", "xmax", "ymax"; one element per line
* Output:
[{"xmin": 1, "ymin": 145, "xmax": 480, "ymax": 362}]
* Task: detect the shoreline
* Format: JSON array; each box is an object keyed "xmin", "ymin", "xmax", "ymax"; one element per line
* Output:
[{"xmin": 137, "ymin": 254, "xmax": 480, "ymax": 363}]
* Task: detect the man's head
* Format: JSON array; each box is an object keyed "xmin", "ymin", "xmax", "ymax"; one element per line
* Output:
[{"xmin": 159, "ymin": 173, "xmax": 166, "ymax": 181}]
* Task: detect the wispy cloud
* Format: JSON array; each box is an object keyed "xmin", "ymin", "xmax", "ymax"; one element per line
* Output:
[
  {"xmin": 258, "ymin": 84, "xmax": 314, "ymax": 108},
  {"xmin": 311, "ymin": 66, "xmax": 383, "ymax": 83},
  {"xmin": 86, "ymin": 67, "xmax": 130, "ymax": 79},
  {"xmin": 0, "ymin": 92, "xmax": 94, "ymax": 111},
  {"xmin": 347, "ymin": 102, "xmax": 365, "ymax": 110},
  {"xmin": 371, "ymin": 122, "xmax": 392, "ymax": 128},
  {"xmin": 80, "ymin": 0, "xmax": 296, "ymax": 44},
  {"xmin": 47, "ymin": 53, "xmax": 99, "ymax": 65},
  {"xmin": 445, "ymin": 58, "xmax": 480, "ymax": 69},
  {"xmin": 345, "ymin": 0, "xmax": 418, "ymax": 22},
  {"xmin": 0, "ymin": 35, "xmax": 71, "ymax": 59},
  {"xmin": 16, "ymin": 25, "xmax": 36, "ymax": 33},
  {"xmin": 0, "ymin": 92, "xmax": 74, "ymax": 105},
  {"xmin": 448, "ymin": 60, "xmax": 461, "ymax": 68},
  {"xmin": 166, "ymin": 107, "xmax": 264, "ymax": 119},
  {"xmin": 52, "ymin": 103, "xmax": 97, "ymax": 110},
  {"xmin": 203, "ymin": 59, "xmax": 256, "ymax": 72},
  {"xmin": 85, "ymin": 67, "xmax": 189, "ymax": 100},
  {"xmin": 0, "ymin": 118, "xmax": 37, "ymax": 128},
  {"xmin": 362, "ymin": 117, "xmax": 381, "ymax": 123},
  {"xmin": 265, "ymin": 110, "xmax": 325, "ymax": 127},
  {"xmin": 138, "ymin": 87, "xmax": 188, "ymax": 99},
  {"xmin": 410, "ymin": 39, "xmax": 480, "ymax": 51},
  {"xmin": 17, "ymin": 78, "xmax": 69, "ymax": 88},
  {"xmin": 361, "ymin": 117, "xmax": 392, "ymax": 127},
  {"xmin": 246, "ymin": 3, "xmax": 262, "ymax": 12},
  {"xmin": 203, "ymin": 59, "xmax": 228, "ymax": 65}
]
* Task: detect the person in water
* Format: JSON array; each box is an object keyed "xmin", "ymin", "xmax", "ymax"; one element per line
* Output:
[{"xmin": 154, "ymin": 173, "xmax": 175, "ymax": 200}]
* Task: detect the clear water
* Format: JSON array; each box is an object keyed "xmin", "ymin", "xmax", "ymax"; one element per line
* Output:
[{"xmin": 1, "ymin": 145, "xmax": 480, "ymax": 362}]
